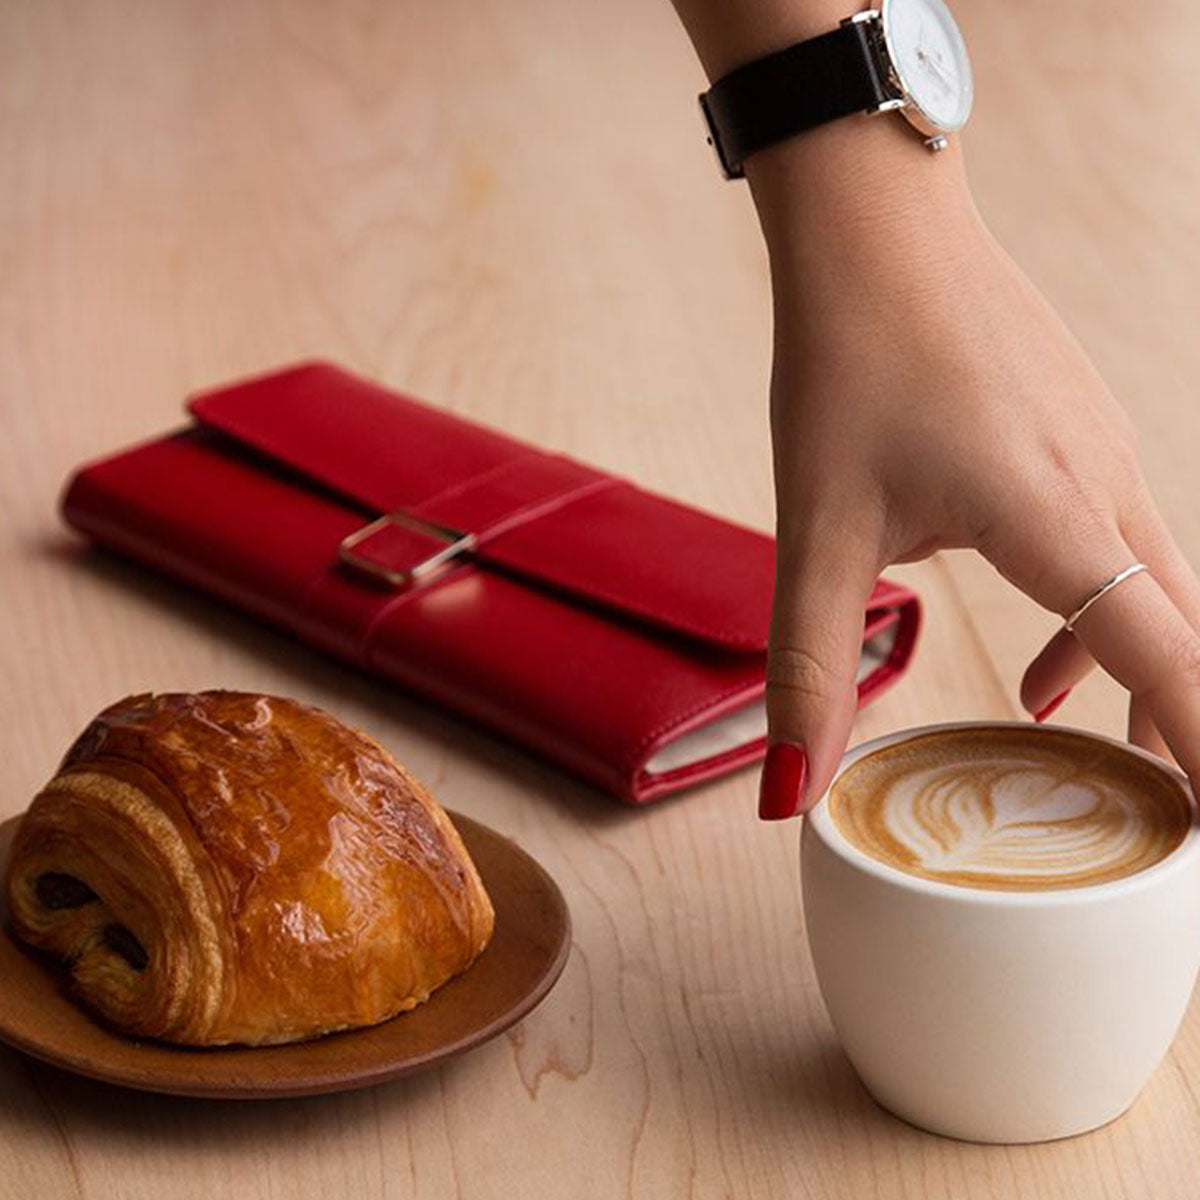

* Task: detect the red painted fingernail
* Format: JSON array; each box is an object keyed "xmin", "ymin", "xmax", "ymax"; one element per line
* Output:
[
  {"xmin": 759, "ymin": 742, "xmax": 808, "ymax": 821},
  {"xmin": 1034, "ymin": 689, "xmax": 1071, "ymax": 724}
]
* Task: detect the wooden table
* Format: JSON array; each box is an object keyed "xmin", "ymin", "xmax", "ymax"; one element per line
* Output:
[{"xmin": 3, "ymin": 1, "xmax": 1199, "ymax": 1196}]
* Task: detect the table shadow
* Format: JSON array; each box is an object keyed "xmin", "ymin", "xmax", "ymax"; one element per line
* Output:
[
  {"xmin": 708, "ymin": 1016, "xmax": 1061, "ymax": 1162},
  {"xmin": 0, "ymin": 1036, "xmax": 492, "ymax": 1153},
  {"xmin": 737, "ymin": 1028, "xmax": 917, "ymax": 1144}
]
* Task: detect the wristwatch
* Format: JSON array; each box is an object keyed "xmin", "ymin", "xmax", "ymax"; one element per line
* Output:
[{"xmin": 699, "ymin": 0, "xmax": 973, "ymax": 179}]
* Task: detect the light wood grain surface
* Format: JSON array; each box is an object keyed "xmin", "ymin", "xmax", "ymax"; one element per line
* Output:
[{"xmin": 3, "ymin": 1, "xmax": 1200, "ymax": 1196}]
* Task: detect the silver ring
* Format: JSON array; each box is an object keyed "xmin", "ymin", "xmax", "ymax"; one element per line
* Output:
[{"xmin": 1063, "ymin": 563, "xmax": 1150, "ymax": 632}]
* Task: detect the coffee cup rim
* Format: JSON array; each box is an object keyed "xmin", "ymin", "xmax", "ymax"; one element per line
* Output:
[{"xmin": 803, "ymin": 720, "xmax": 1200, "ymax": 906}]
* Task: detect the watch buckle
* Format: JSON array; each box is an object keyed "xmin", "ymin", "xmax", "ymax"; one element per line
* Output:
[{"xmin": 339, "ymin": 511, "xmax": 477, "ymax": 590}]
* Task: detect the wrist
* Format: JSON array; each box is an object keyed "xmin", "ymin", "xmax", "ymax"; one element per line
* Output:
[
  {"xmin": 747, "ymin": 115, "xmax": 976, "ymax": 249},
  {"xmin": 746, "ymin": 118, "xmax": 987, "ymax": 305}
]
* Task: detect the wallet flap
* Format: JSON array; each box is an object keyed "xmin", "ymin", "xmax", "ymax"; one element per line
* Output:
[{"xmin": 187, "ymin": 362, "xmax": 908, "ymax": 653}]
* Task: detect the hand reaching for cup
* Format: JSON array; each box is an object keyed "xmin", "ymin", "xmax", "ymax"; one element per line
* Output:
[
  {"xmin": 745, "ymin": 122, "xmax": 1200, "ymax": 818},
  {"xmin": 669, "ymin": 0, "xmax": 1199, "ymax": 820}
]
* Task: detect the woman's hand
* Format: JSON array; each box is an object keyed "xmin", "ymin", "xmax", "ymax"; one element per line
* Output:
[{"xmin": 749, "ymin": 120, "xmax": 1200, "ymax": 818}]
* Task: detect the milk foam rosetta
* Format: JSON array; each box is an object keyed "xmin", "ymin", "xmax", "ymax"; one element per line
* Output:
[{"xmin": 829, "ymin": 729, "xmax": 1193, "ymax": 891}]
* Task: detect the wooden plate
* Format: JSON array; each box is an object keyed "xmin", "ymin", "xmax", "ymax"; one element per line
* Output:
[{"xmin": 0, "ymin": 813, "xmax": 570, "ymax": 1099}]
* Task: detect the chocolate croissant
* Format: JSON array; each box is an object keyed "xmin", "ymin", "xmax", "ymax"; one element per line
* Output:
[{"xmin": 5, "ymin": 692, "xmax": 494, "ymax": 1046}]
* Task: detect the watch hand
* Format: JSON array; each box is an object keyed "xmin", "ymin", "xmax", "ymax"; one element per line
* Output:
[{"xmin": 921, "ymin": 50, "xmax": 954, "ymax": 87}]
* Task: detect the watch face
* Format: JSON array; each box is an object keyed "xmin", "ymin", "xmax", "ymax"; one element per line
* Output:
[{"xmin": 881, "ymin": 0, "xmax": 973, "ymax": 133}]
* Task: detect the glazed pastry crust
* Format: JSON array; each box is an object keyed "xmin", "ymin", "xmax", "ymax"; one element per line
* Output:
[{"xmin": 5, "ymin": 692, "xmax": 494, "ymax": 1046}]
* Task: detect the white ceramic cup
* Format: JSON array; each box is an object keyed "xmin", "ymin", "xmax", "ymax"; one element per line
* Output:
[{"xmin": 800, "ymin": 721, "xmax": 1200, "ymax": 1144}]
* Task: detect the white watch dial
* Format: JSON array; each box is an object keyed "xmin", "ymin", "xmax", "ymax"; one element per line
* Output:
[{"xmin": 881, "ymin": 0, "xmax": 973, "ymax": 133}]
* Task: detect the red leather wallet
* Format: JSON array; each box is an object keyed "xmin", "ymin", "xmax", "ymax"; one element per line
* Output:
[{"xmin": 60, "ymin": 362, "xmax": 920, "ymax": 802}]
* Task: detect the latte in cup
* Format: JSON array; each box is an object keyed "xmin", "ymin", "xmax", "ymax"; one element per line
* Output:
[
  {"xmin": 804, "ymin": 723, "xmax": 1200, "ymax": 1143},
  {"xmin": 828, "ymin": 727, "xmax": 1191, "ymax": 891}
]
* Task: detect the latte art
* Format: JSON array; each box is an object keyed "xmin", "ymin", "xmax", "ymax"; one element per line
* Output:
[{"xmin": 829, "ymin": 729, "xmax": 1192, "ymax": 891}]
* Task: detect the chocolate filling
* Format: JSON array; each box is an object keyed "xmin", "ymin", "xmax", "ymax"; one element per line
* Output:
[
  {"xmin": 103, "ymin": 923, "xmax": 149, "ymax": 971},
  {"xmin": 35, "ymin": 872, "xmax": 98, "ymax": 910}
]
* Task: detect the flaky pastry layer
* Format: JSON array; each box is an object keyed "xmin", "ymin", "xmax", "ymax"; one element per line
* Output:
[{"xmin": 6, "ymin": 692, "xmax": 494, "ymax": 1045}]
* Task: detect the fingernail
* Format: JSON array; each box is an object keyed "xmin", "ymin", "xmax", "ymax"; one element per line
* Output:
[
  {"xmin": 759, "ymin": 742, "xmax": 808, "ymax": 821},
  {"xmin": 1034, "ymin": 689, "xmax": 1071, "ymax": 724}
]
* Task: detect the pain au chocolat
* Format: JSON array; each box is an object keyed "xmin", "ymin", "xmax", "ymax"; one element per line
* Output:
[{"xmin": 5, "ymin": 692, "xmax": 494, "ymax": 1046}]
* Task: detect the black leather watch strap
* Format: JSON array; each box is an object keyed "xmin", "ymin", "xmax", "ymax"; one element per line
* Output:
[{"xmin": 700, "ymin": 21, "xmax": 894, "ymax": 179}]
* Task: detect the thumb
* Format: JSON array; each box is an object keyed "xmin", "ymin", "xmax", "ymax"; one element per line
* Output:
[{"xmin": 759, "ymin": 536, "xmax": 883, "ymax": 821}]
